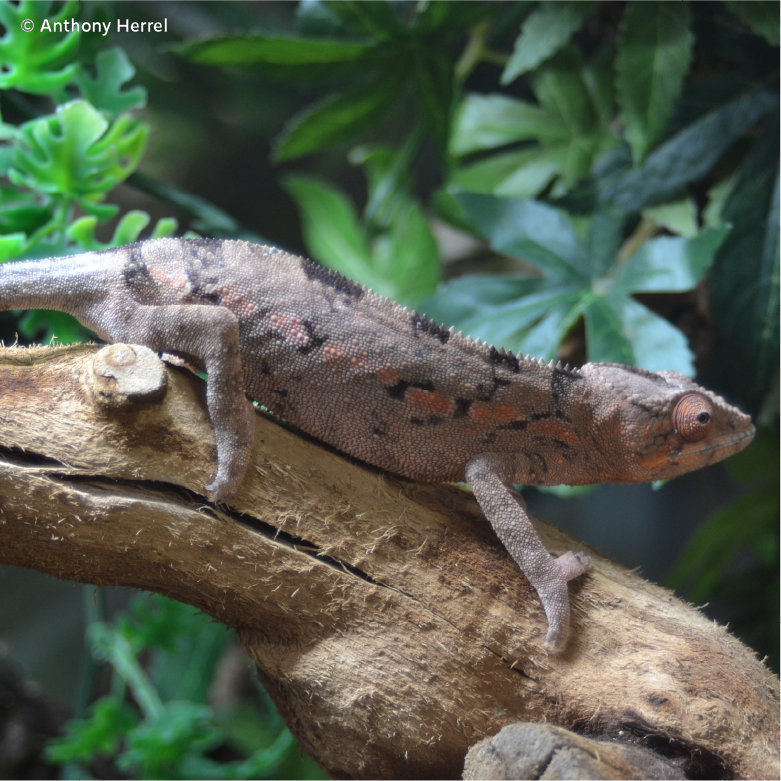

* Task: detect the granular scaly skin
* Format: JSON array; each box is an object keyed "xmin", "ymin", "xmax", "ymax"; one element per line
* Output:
[{"xmin": 0, "ymin": 238, "xmax": 756, "ymax": 650}]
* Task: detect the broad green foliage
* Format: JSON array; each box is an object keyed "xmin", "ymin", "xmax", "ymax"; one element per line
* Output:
[
  {"xmin": 421, "ymin": 194, "xmax": 728, "ymax": 375},
  {"xmin": 176, "ymin": 0, "xmax": 493, "ymax": 161},
  {"xmin": 0, "ymin": 1, "xmax": 169, "ymax": 343},
  {"xmin": 46, "ymin": 595, "xmax": 323, "ymax": 780},
  {"xmin": 451, "ymin": 46, "xmax": 617, "ymax": 199}
]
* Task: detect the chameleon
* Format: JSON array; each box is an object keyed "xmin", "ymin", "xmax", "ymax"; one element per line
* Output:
[{"xmin": 0, "ymin": 238, "xmax": 755, "ymax": 650}]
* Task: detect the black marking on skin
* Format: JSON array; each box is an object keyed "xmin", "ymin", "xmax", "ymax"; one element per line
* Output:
[
  {"xmin": 453, "ymin": 398, "xmax": 472, "ymax": 419},
  {"xmin": 301, "ymin": 257, "xmax": 365, "ymax": 300},
  {"xmin": 122, "ymin": 246, "xmax": 155, "ymax": 290},
  {"xmin": 260, "ymin": 361, "xmax": 271, "ymax": 376},
  {"xmin": 527, "ymin": 452, "xmax": 548, "ymax": 475},
  {"xmin": 552, "ymin": 438, "xmax": 574, "ymax": 451},
  {"xmin": 272, "ymin": 389, "xmax": 288, "ymax": 397},
  {"xmin": 387, "ymin": 379, "xmax": 435, "ymax": 400},
  {"xmin": 478, "ymin": 374, "xmax": 512, "ymax": 402},
  {"xmin": 184, "ymin": 267, "xmax": 222, "ymax": 303},
  {"xmin": 488, "ymin": 345, "xmax": 520, "ymax": 373},
  {"xmin": 409, "ymin": 415, "xmax": 442, "ymax": 427},
  {"xmin": 501, "ymin": 420, "xmax": 528, "ymax": 431},
  {"xmin": 297, "ymin": 318, "xmax": 327, "ymax": 355},
  {"xmin": 373, "ymin": 427, "xmax": 386, "ymax": 437},
  {"xmin": 411, "ymin": 313, "xmax": 450, "ymax": 345},
  {"xmin": 482, "ymin": 432, "xmax": 497, "ymax": 446}
]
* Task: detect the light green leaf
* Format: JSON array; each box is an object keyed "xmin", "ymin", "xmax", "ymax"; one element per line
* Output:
[
  {"xmin": 450, "ymin": 147, "xmax": 563, "ymax": 198},
  {"xmin": 455, "ymin": 193, "xmax": 588, "ymax": 280},
  {"xmin": 725, "ymin": 1, "xmax": 779, "ymax": 47},
  {"xmin": 616, "ymin": 2, "xmax": 694, "ymax": 163},
  {"xmin": 642, "ymin": 197, "xmax": 698, "ymax": 238},
  {"xmin": 74, "ymin": 48, "xmax": 146, "ymax": 118},
  {"xmin": 10, "ymin": 101, "xmax": 147, "ymax": 199},
  {"xmin": 585, "ymin": 296, "xmax": 694, "ymax": 374},
  {"xmin": 449, "ymin": 94, "xmax": 567, "ymax": 156},
  {"xmin": 502, "ymin": 1, "xmax": 593, "ymax": 84},
  {"xmin": 615, "ymin": 227, "xmax": 730, "ymax": 294},
  {"xmin": 0, "ymin": 233, "xmax": 27, "ymax": 262},
  {"xmin": 282, "ymin": 174, "xmax": 380, "ymax": 289}
]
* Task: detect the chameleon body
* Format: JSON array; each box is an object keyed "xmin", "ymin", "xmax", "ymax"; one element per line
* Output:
[{"xmin": 0, "ymin": 239, "xmax": 755, "ymax": 649}]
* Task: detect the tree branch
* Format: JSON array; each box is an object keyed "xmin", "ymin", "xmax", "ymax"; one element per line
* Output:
[{"xmin": 0, "ymin": 344, "xmax": 777, "ymax": 780}]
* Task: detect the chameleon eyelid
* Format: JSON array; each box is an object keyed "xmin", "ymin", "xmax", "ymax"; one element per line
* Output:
[{"xmin": 674, "ymin": 394, "xmax": 714, "ymax": 442}]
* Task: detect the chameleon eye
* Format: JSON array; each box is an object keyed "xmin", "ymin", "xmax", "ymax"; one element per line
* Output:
[{"xmin": 674, "ymin": 394, "xmax": 713, "ymax": 442}]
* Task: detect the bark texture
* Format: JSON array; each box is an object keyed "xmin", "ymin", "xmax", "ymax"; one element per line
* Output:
[{"xmin": 0, "ymin": 344, "xmax": 778, "ymax": 780}]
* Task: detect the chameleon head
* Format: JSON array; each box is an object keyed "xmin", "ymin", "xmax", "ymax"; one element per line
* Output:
[{"xmin": 580, "ymin": 364, "xmax": 755, "ymax": 482}]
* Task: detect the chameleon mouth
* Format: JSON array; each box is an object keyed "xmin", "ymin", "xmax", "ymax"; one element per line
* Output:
[{"xmin": 673, "ymin": 426, "xmax": 756, "ymax": 459}]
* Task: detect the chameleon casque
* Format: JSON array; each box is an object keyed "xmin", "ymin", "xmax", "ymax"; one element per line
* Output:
[{"xmin": 0, "ymin": 238, "xmax": 755, "ymax": 650}]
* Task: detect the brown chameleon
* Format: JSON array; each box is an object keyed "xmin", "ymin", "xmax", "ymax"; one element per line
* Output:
[{"xmin": 0, "ymin": 239, "xmax": 755, "ymax": 650}]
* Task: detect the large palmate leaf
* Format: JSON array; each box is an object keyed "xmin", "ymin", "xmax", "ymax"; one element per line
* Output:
[
  {"xmin": 616, "ymin": 2, "xmax": 694, "ymax": 164},
  {"xmin": 451, "ymin": 47, "xmax": 616, "ymax": 199},
  {"xmin": 422, "ymin": 194, "xmax": 729, "ymax": 375}
]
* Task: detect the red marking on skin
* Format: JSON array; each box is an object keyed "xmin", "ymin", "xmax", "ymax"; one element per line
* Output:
[
  {"xmin": 469, "ymin": 401, "xmax": 493, "ymax": 427},
  {"xmin": 377, "ymin": 365, "xmax": 398, "ymax": 385},
  {"xmin": 528, "ymin": 419, "xmax": 579, "ymax": 446},
  {"xmin": 636, "ymin": 450, "xmax": 672, "ymax": 469},
  {"xmin": 268, "ymin": 312, "xmax": 308, "ymax": 344},
  {"xmin": 408, "ymin": 388, "xmax": 454, "ymax": 416}
]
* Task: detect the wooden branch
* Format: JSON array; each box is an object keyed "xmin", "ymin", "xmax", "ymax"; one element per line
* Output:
[{"xmin": 0, "ymin": 344, "xmax": 777, "ymax": 780}]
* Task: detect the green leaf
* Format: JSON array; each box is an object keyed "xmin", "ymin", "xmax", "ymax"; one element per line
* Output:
[
  {"xmin": 66, "ymin": 210, "xmax": 165, "ymax": 251},
  {"xmin": 708, "ymin": 116, "xmax": 779, "ymax": 412},
  {"xmin": 616, "ymin": 2, "xmax": 694, "ymax": 163},
  {"xmin": 373, "ymin": 200, "xmax": 439, "ymax": 303},
  {"xmin": 9, "ymin": 101, "xmax": 148, "ymax": 200},
  {"xmin": 725, "ymin": 1, "xmax": 779, "ymax": 47},
  {"xmin": 74, "ymin": 48, "xmax": 147, "ymax": 118},
  {"xmin": 450, "ymin": 94, "xmax": 567, "ymax": 156},
  {"xmin": 282, "ymin": 174, "xmax": 379, "ymax": 288},
  {"xmin": 614, "ymin": 227, "xmax": 730, "ymax": 295},
  {"xmin": 603, "ymin": 89, "xmax": 779, "ymax": 211},
  {"xmin": 642, "ymin": 197, "xmax": 698, "ymax": 238},
  {"xmin": 502, "ymin": 1, "xmax": 594, "ymax": 84},
  {"xmin": 0, "ymin": 0, "xmax": 80, "ymax": 95},
  {"xmin": 585, "ymin": 295, "xmax": 694, "ymax": 374},
  {"xmin": 47, "ymin": 696, "xmax": 138, "ymax": 764},
  {"xmin": 175, "ymin": 33, "xmax": 371, "ymax": 65},
  {"xmin": 0, "ymin": 233, "xmax": 28, "ymax": 262},
  {"xmin": 273, "ymin": 71, "xmax": 403, "ymax": 161},
  {"xmin": 666, "ymin": 480, "xmax": 777, "ymax": 601},
  {"xmin": 455, "ymin": 193, "xmax": 588, "ymax": 280},
  {"xmin": 432, "ymin": 193, "xmax": 711, "ymax": 373},
  {"xmin": 451, "ymin": 146, "xmax": 564, "ymax": 199}
]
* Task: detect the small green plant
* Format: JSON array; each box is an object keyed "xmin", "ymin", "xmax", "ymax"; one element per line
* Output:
[
  {"xmin": 0, "ymin": 0, "xmax": 175, "ymax": 343},
  {"xmin": 46, "ymin": 593, "xmax": 324, "ymax": 780}
]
